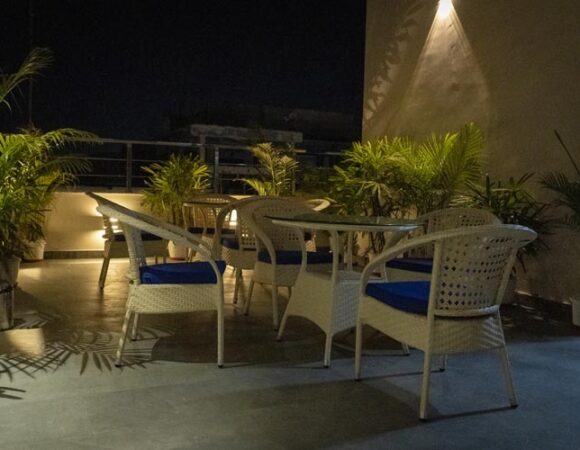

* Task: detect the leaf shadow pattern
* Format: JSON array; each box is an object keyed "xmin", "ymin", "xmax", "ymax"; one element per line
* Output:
[
  {"xmin": 363, "ymin": 0, "xmax": 427, "ymax": 133},
  {"xmin": 0, "ymin": 310, "xmax": 180, "ymax": 386},
  {"xmin": 0, "ymin": 386, "xmax": 25, "ymax": 400}
]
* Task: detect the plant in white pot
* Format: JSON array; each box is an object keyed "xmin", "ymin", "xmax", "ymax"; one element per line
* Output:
[
  {"xmin": 0, "ymin": 49, "xmax": 95, "ymax": 282},
  {"xmin": 142, "ymin": 153, "xmax": 210, "ymax": 259}
]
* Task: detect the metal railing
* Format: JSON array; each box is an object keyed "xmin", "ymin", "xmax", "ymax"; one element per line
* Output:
[{"xmin": 71, "ymin": 137, "xmax": 348, "ymax": 193}]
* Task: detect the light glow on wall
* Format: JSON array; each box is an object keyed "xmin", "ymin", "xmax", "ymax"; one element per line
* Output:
[
  {"xmin": 437, "ymin": 0, "xmax": 454, "ymax": 19},
  {"xmin": 388, "ymin": 0, "xmax": 490, "ymax": 132}
]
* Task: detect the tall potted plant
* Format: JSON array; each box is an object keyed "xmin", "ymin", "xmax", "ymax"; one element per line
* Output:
[
  {"xmin": 0, "ymin": 49, "xmax": 94, "ymax": 283},
  {"xmin": 329, "ymin": 122, "xmax": 485, "ymax": 253},
  {"xmin": 242, "ymin": 143, "xmax": 298, "ymax": 196},
  {"xmin": 141, "ymin": 153, "xmax": 210, "ymax": 258}
]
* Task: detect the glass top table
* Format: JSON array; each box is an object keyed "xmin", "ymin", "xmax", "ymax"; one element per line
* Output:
[
  {"xmin": 267, "ymin": 212, "xmax": 420, "ymax": 271},
  {"xmin": 267, "ymin": 212, "xmax": 419, "ymax": 233}
]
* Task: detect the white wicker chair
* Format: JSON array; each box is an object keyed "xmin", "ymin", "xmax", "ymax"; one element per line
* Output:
[
  {"xmin": 356, "ymin": 224, "xmax": 537, "ymax": 420},
  {"xmin": 86, "ymin": 192, "xmax": 168, "ymax": 289},
  {"xmin": 240, "ymin": 198, "xmax": 332, "ymax": 328},
  {"xmin": 385, "ymin": 208, "xmax": 500, "ymax": 282},
  {"xmin": 94, "ymin": 195, "xmax": 226, "ymax": 367},
  {"xmin": 212, "ymin": 196, "xmax": 263, "ymax": 306},
  {"xmin": 182, "ymin": 194, "xmax": 237, "ymax": 256}
]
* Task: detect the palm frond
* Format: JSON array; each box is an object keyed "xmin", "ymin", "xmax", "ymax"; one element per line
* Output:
[{"xmin": 0, "ymin": 48, "xmax": 53, "ymax": 111}]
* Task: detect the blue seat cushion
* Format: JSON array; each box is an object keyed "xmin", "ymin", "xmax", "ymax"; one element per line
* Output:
[
  {"xmin": 140, "ymin": 261, "xmax": 227, "ymax": 284},
  {"xmin": 257, "ymin": 250, "xmax": 333, "ymax": 265},
  {"xmin": 187, "ymin": 227, "xmax": 235, "ymax": 235},
  {"xmin": 220, "ymin": 237, "xmax": 255, "ymax": 250},
  {"xmin": 365, "ymin": 281, "xmax": 430, "ymax": 315},
  {"xmin": 109, "ymin": 231, "xmax": 162, "ymax": 242},
  {"xmin": 386, "ymin": 257, "xmax": 433, "ymax": 274}
]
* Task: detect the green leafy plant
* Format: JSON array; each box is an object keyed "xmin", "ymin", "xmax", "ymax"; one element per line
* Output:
[
  {"xmin": 397, "ymin": 122, "xmax": 484, "ymax": 215},
  {"xmin": 0, "ymin": 48, "xmax": 52, "ymax": 111},
  {"xmin": 142, "ymin": 153, "xmax": 210, "ymax": 226},
  {"xmin": 329, "ymin": 123, "xmax": 485, "ymax": 252},
  {"xmin": 541, "ymin": 130, "xmax": 580, "ymax": 230},
  {"xmin": 0, "ymin": 49, "xmax": 95, "ymax": 263},
  {"xmin": 456, "ymin": 173, "xmax": 551, "ymax": 268},
  {"xmin": 242, "ymin": 143, "xmax": 298, "ymax": 196},
  {"xmin": 0, "ymin": 129, "xmax": 92, "ymax": 246}
]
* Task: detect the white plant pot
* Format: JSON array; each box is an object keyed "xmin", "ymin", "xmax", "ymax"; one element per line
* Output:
[
  {"xmin": 23, "ymin": 239, "xmax": 47, "ymax": 262},
  {"xmin": 0, "ymin": 256, "xmax": 21, "ymax": 287},
  {"xmin": 571, "ymin": 299, "xmax": 580, "ymax": 327},
  {"xmin": 168, "ymin": 241, "xmax": 187, "ymax": 260}
]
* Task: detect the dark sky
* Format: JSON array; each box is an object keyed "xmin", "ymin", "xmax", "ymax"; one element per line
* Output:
[{"xmin": 1, "ymin": 1, "xmax": 366, "ymax": 139}]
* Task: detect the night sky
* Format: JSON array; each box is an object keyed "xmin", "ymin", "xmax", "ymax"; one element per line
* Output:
[{"xmin": 1, "ymin": 1, "xmax": 366, "ymax": 140}]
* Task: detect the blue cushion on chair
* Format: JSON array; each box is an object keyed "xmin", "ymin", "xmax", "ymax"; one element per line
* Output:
[
  {"xmin": 385, "ymin": 258, "xmax": 433, "ymax": 274},
  {"xmin": 140, "ymin": 261, "xmax": 227, "ymax": 284},
  {"xmin": 187, "ymin": 227, "xmax": 235, "ymax": 235},
  {"xmin": 110, "ymin": 231, "xmax": 162, "ymax": 242},
  {"xmin": 220, "ymin": 237, "xmax": 255, "ymax": 250},
  {"xmin": 257, "ymin": 250, "xmax": 333, "ymax": 265},
  {"xmin": 365, "ymin": 281, "xmax": 430, "ymax": 315}
]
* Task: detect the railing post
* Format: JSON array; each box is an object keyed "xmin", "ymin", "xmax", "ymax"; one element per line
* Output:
[
  {"xmin": 213, "ymin": 145, "xmax": 220, "ymax": 193},
  {"xmin": 126, "ymin": 142, "xmax": 133, "ymax": 192},
  {"xmin": 199, "ymin": 135, "xmax": 206, "ymax": 162}
]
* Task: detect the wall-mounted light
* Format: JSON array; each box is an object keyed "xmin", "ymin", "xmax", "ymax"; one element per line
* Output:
[{"xmin": 437, "ymin": 0, "xmax": 453, "ymax": 19}]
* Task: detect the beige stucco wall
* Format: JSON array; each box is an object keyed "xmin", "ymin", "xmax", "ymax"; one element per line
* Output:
[
  {"xmin": 45, "ymin": 192, "xmax": 150, "ymax": 252},
  {"xmin": 363, "ymin": 0, "xmax": 580, "ymax": 301}
]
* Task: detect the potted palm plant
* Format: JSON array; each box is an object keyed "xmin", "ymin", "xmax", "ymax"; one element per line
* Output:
[
  {"xmin": 1, "ymin": 49, "xmax": 94, "ymax": 284},
  {"xmin": 142, "ymin": 153, "xmax": 210, "ymax": 258},
  {"xmin": 329, "ymin": 122, "xmax": 485, "ymax": 254},
  {"xmin": 242, "ymin": 143, "xmax": 298, "ymax": 196}
]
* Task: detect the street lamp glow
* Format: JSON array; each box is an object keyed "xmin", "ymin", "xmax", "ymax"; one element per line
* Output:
[{"xmin": 437, "ymin": 0, "xmax": 453, "ymax": 18}]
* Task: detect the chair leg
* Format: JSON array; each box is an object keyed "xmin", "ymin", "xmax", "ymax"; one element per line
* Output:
[
  {"xmin": 115, "ymin": 309, "xmax": 133, "ymax": 367},
  {"xmin": 98, "ymin": 255, "xmax": 111, "ymax": 289},
  {"xmin": 243, "ymin": 280, "xmax": 255, "ymax": 315},
  {"xmin": 419, "ymin": 351, "xmax": 433, "ymax": 421},
  {"xmin": 354, "ymin": 319, "xmax": 363, "ymax": 380},
  {"xmin": 217, "ymin": 305, "xmax": 224, "ymax": 368},
  {"xmin": 287, "ymin": 286, "xmax": 292, "ymax": 299},
  {"xmin": 237, "ymin": 270, "xmax": 246, "ymax": 307},
  {"xmin": 276, "ymin": 308, "xmax": 290, "ymax": 341},
  {"xmin": 499, "ymin": 346, "xmax": 518, "ymax": 407},
  {"xmin": 154, "ymin": 256, "xmax": 159, "ymax": 264},
  {"xmin": 323, "ymin": 332, "xmax": 333, "ymax": 368},
  {"xmin": 272, "ymin": 285, "xmax": 280, "ymax": 329},
  {"xmin": 130, "ymin": 313, "xmax": 140, "ymax": 340},
  {"xmin": 233, "ymin": 268, "xmax": 240, "ymax": 304},
  {"xmin": 402, "ymin": 342, "xmax": 410, "ymax": 355}
]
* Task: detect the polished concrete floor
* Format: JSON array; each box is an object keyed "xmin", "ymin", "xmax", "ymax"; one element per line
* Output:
[{"xmin": 0, "ymin": 259, "xmax": 579, "ymax": 450}]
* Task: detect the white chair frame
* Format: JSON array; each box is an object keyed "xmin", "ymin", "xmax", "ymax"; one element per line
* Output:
[
  {"xmin": 356, "ymin": 224, "xmax": 537, "ymax": 420},
  {"xmin": 240, "ymin": 198, "xmax": 325, "ymax": 329},
  {"xmin": 94, "ymin": 195, "xmax": 226, "ymax": 367},
  {"xmin": 86, "ymin": 192, "xmax": 168, "ymax": 289},
  {"xmin": 386, "ymin": 207, "xmax": 500, "ymax": 282}
]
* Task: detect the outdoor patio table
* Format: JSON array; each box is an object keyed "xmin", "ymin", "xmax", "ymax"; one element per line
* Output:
[{"xmin": 268, "ymin": 212, "xmax": 419, "ymax": 363}]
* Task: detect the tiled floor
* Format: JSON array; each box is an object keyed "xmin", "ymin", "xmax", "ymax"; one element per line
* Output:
[{"xmin": 0, "ymin": 259, "xmax": 579, "ymax": 449}]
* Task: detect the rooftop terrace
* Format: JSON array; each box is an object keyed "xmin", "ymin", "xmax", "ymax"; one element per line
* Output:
[{"xmin": 1, "ymin": 258, "xmax": 578, "ymax": 450}]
